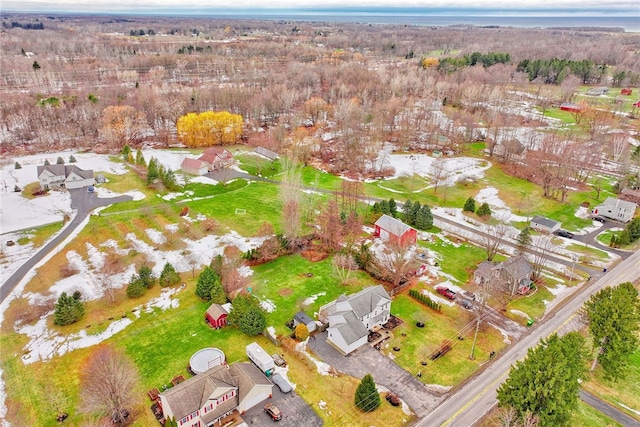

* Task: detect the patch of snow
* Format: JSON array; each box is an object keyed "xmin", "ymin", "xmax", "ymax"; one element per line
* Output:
[
  {"xmin": 189, "ymin": 176, "xmax": 219, "ymax": 185},
  {"xmin": 143, "ymin": 287, "xmax": 181, "ymax": 312},
  {"xmin": 146, "ymin": 228, "xmax": 166, "ymax": 245},
  {"xmin": 617, "ymin": 402, "xmax": 640, "ymax": 416},
  {"xmin": 362, "ymin": 225, "xmax": 375, "ymax": 234},
  {"xmin": 303, "ymin": 292, "xmax": 326, "ymax": 306},
  {"xmin": 259, "ymin": 299, "xmax": 276, "ymax": 313},
  {"xmin": 126, "ymin": 190, "xmax": 146, "ymax": 201},
  {"xmin": 474, "ymin": 187, "xmax": 528, "ymax": 222},
  {"xmin": 421, "ymin": 289, "xmax": 455, "ymax": 307},
  {"xmin": 510, "ymin": 310, "xmax": 530, "ymax": 320},
  {"xmin": 492, "ymin": 324, "xmax": 512, "ymax": 345},
  {"xmin": 301, "ymin": 189, "xmax": 325, "ymax": 195},
  {"xmin": 295, "ymin": 339, "xmax": 333, "ymax": 376},
  {"xmin": 237, "ymin": 265, "xmax": 254, "ymax": 277},
  {"xmin": 547, "ymin": 284, "xmax": 567, "ymax": 296},
  {"xmin": 165, "ymin": 223, "xmax": 179, "ymax": 233}
]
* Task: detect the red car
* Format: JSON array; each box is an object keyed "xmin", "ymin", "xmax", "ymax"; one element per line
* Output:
[
  {"xmin": 264, "ymin": 403, "xmax": 282, "ymax": 421},
  {"xmin": 437, "ymin": 287, "xmax": 456, "ymax": 300}
]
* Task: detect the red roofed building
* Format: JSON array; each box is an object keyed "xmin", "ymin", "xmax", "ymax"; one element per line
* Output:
[
  {"xmin": 181, "ymin": 158, "xmax": 209, "ymax": 176},
  {"xmin": 560, "ymin": 103, "xmax": 583, "ymax": 113},
  {"xmin": 374, "ymin": 214, "xmax": 417, "ymax": 247},
  {"xmin": 198, "ymin": 147, "xmax": 234, "ymax": 171},
  {"xmin": 621, "ymin": 88, "xmax": 632, "ymax": 96}
]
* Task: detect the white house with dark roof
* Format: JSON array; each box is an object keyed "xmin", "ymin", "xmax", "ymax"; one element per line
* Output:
[
  {"xmin": 320, "ymin": 285, "xmax": 392, "ymax": 355},
  {"xmin": 592, "ymin": 197, "xmax": 637, "ymax": 223},
  {"xmin": 158, "ymin": 362, "xmax": 273, "ymax": 427},
  {"xmin": 37, "ymin": 165, "xmax": 95, "ymax": 190}
]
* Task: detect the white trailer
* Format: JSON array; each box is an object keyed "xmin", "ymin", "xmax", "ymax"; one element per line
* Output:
[{"xmin": 246, "ymin": 342, "xmax": 275, "ymax": 376}]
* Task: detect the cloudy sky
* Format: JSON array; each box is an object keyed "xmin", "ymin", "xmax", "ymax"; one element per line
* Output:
[{"xmin": 2, "ymin": 0, "xmax": 638, "ymax": 14}]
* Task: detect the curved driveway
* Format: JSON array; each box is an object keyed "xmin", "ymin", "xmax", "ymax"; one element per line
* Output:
[{"xmin": 0, "ymin": 189, "xmax": 132, "ymax": 302}]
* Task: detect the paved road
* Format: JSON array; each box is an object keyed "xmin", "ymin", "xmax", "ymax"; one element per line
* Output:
[
  {"xmin": 0, "ymin": 188, "xmax": 132, "ymax": 302},
  {"xmin": 580, "ymin": 390, "xmax": 640, "ymax": 427},
  {"xmin": 414, "ymin": 250, "xmax": 640, "ymax": 427}
]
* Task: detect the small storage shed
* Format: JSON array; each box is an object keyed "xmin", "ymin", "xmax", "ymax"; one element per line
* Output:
[
  {"xmin": 530, "ymin": 216, "xmax": 561, "ymax": 234},
  {"xmin": 293, "ymin": 311, "xmax": 316, "ymax": 333},
  {"xmin": 205, "ymin": 303, "xmax": 229, "ymax": 328}
]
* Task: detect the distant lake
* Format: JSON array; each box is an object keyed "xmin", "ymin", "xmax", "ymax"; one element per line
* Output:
[{"xmin": 211, "ymin": 12, "xmax": 640, "ymax": 32}]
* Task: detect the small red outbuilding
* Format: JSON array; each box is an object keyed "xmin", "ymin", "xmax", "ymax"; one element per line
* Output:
[
  {"xmin": 205, "ymin": 303, "xmax": 229, "ymax": 328},
  {"xmin": 374, "ymin": 214, "xmax": 417, "ymax": 247}
]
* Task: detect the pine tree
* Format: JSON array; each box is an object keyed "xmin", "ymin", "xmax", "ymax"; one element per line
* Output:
[
  {"xmin": 44, "ymin": 159, "xmax": 50, "ymax": 166},
  {"xmin": 516, "ymin": 227, "xmax": 532, "ymax": 252},
  {"xmin": 126, "ymin": 276, "xmax": 146, "ymax": 298},
  {"xmin": 227, "ymin": 293, "xmax": 261, "ymax": 326},
  {"xmin": 159, "ymin": 262, "xmax": 180, "ymax": 287},
  {"xmin": 14, "ymin": 161, "xmax": 21, "ymax": 169},
  {"xmin": 146, "ymin": 157, "xmax": 159, "ymax": 184},
  {"xmin": 54, "ymin": 292, "xmax": 85, "ymax": 326},
  {"xmin": 379, "ymin": 200, "xmax": 390, "ymax": 215},
  {"xmin": 135, "ymin": 149, "xmax": 145, "ymax": 166},
  {"xmin": 463, "ymin": 197, "xmax": 476, "ymax": 213},
  {"xmin": 402, "ymin": 200, "xmax": 413, "ymax": 223},
  {"xmin": 415, "ymin": 205, "xmax": 433, "ymax": 230},
  {"xmin": 388, "ymin": 198, "xmax": 397, "ymax": 217},
  {"xmin": 195, "ymin": 266, "xmax": 221, "ymax": 300},
  {"xmin": 584, "ymin": 282, "xmax": 640, "ymax": 381},
  {"xmin": 68, "ymin": 155, "xmax": 76, "ymax": 163},
  {"xmin": 56, "ymin": 156, "xmax": 65, "ymax": 164},
  {"xmin": 354, "ymin": 373, "xmax": 380, "ymax": 412},
  {"xmin": 408, "ymin": 201, "xmax": 421, "ymax": 226},
  {"xmin": 121, "ymin": 144, "xmax": 132, "ymax": 161},
  {"xmin": 138, "ymin": 265, "xmax": 155, "ymax": 289},
  {"xmin": 238, "ymin": 308, "xmax": 266, "ymax": 335},
  {"xmin": 477, "ymin": 202, "xmax": 492, "ymax": 217},
  {"xmin": 497, "ymin": 332, "xmax": 587, "ymax": 426}
]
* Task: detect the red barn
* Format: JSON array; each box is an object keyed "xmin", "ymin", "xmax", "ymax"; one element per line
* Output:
[
  {"xmin": 205, "ymin": 303, "xmax": 229, "ymax": 328},
  {"xmin": 374, "ymin": 214, "xmax": 417, "ymax": 247},
  {"xmin": 560, "ymin": 103, "xmax": 583, "ymax": 113}
]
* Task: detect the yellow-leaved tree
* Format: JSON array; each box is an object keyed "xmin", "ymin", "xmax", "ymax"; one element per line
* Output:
[{"xmin": 176, "ymin": 111, "xmax": 243, "ymax": 147}]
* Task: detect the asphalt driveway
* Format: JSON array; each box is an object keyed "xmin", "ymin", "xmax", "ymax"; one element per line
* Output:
[
  {"xmin": 308, "ymin": 331, "xmax": 445, "ymax": 418},
  {"xmin": 241, "ymin": 385, "xmax": 323, "ymax": 427}
]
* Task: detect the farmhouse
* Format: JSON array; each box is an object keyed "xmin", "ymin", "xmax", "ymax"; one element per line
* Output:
[
  {"xmin": 530, "ymin": 216, "xmax": 561, "ymax": 233},
  {"xmin": 36, "ymin": 165, "xmax": 95, "ymax": 190},
  {"xmin": 293, "ymin": 311, "xmax": 316, "ymax": 333},
  {"xmin": 205, "ymin": 303, "xmax": 229, "ymax": 329},
  {"xmin": 474, "ymin": 255, "xmax": 534, "ymax": 296},
  {"xmin": 374, "ymin": 214, "xmax": 417, "ymax": 247},
  {"xmin": 158, "ymin": 362, "xmax": 273, "ymax": 427},
  {"xmin": 181, "ymin": 158, "xmax": 209, "ymax": 176},
  {"xmin": 320, "ymin": 285, "xmax": 392, "ymax": 355},
  {"xmin": 592, "ymin": 197, "xmax": 637, "ymax": 223}
]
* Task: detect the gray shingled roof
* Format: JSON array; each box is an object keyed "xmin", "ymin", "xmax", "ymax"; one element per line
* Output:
[
  {"xmin": 374, "ymin": 214, "xmax": 413, "ymax": 237},
  {"xmin": 604, "ymin": 197, "xmax": 637, "ymax": 211},
  {"xmin": 531, "ymin": 216, "xmax": 560, "ymax": 229},
  {"xmin": 160, "ymin": 365, "xmax": 236, "ymax": 421},
  {"xmin": 333, "ymin": 311, "xmax": 369, "ymax": 345},
  {"xmin": 206, "ymin": 303, "xmax": 228, "ymax": 319},
  {"xmin": 294, "ymin": 311, "xmax": 314, "ymax": 325},
  {"xmin": 37, "ymin": 165, "xmax": 94, "ymax": 180},
  {"xmin": 500, "ymin": 256, "xmax": 533, "ymax": 281},
  {"xmin": 474, "ymin": 261, "xmax": 496, "ymax": 281},
  {"xmin": 230, "ymin": 362, "xmax": 272, "ymax": 407},
  {"xmin": 347, "ymin": 285, "xmax": 391, "ymax": 320}
]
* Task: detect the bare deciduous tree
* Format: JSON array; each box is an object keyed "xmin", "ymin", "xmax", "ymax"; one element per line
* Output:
[
  {"xmin": 528, "ymin": 235, "xmax": 553, "ymax": 281},
  {"xmin": 279, "ymin": 158, "xmax": 303, "ymax": 246},
  {"xmin": 377, "ymin": 242, "xmax": 416, "ymax": 288},
  {"xmin": 80, "ymin": 344, "xmax": 140, "ymax": 425},
  {"xmin": 479, "ymin": 221, "xmax": 512, "ymax": 261},
  {"xmin": 333, "ymin": 253, "xmax": 358, "ymax": 285}
]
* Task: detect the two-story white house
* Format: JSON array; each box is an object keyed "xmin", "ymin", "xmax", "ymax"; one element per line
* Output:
[
  {"xmin": 158, "ymin": 362, "xmax": 273, "ymax": 427},
  {"xmin": 37, "ymin": 164, "xmax": 95, "ymax": 190},
  {"xmin": 320, "ymin": 285, "xmax": 392, "ymax": 355},
  {"xmin": 593, "ymin": 197, "xmax": 637, "ymax": 223}
]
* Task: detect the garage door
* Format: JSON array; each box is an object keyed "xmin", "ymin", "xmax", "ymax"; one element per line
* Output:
[{"xmin": 240, "ymin": 389, "xmax": 270, "ymax": 413}]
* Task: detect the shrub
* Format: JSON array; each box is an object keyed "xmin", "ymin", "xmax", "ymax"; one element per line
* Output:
[
  {"xmin": 180, "ymin": 206, "xmax": 189, "ymax": 217},
  {"xmin": 138, "ymin": 265, "xmax": 156, "ymax": 289},
  {"xmin": 14, "ymin": 162, "xmax": 21, "ymax": 169},
  {"xmin": 476, "ymin": 202, "xmax": 492, "ymax": 217},
  {"xmin": 294, "ymin": 323, "xmax": 309, "ymax": 341},
  {"xmin": 159, "ymin": 262, "xmax": 180, "ymax": 287},
  {"xmin": 69, "ymin": 155, "xmax": 77, "ymax": 163},
  {"xmin": 56, "ymin": 156, "xmax": 65, "ymax": 164}
]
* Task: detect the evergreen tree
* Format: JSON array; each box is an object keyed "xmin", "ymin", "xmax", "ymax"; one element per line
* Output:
[
  {"xmin": 138, "ymin": 265, "xmax": 155, "ymax": 289},
  {"xmin": 121, "ymin": 144, "xmax": 132, "ymax": 161},
  {"xmin": 402, "ymin": 200, "xmax": 413, "ymax": 223},
  {"xmin": 126, "ymin": 276, "xmax": 146, "ymax": 298},
  {"xmin": 626, "ymin": 217, "xmax": 640, "ymax": 242},
  {"xmin": 415, "ymin": 205, "xmax": 433, "ymax": 230},
  {"xmin": 238, "ymin": 307, "xmax": 266, "ymax": 335},
  {"xmin": 195, "ymin": 266, "xmax": 221, "ymax": 300},
  {"xmin": 516, "ymin": 227, "xmax": 532, "ymax": 252},
  {"xmin": 618, "ymin": 230, "xmax": 631, "ymax": 246},
  {"xmin": 408, "ymin": 201, "xmax": 421, "ymax": 226},
  {"xmin": 497, "ymin": 332, "xmax": 587, "ymax": 426},
  {"xmin": 584, "ymin": 282, "xmax": 640, "ymax": 381},
  {"xmin": 371, "ymin": 202, "xmax": 381, "ymax": 215},
  {"xmin": 68, "ymin": 155, "xmax": 76, "ymax": 163},
  {"xmin": 388, "ymin": 198, "xmax": 397, "ymax": 217},
  {"xmin": 463, "ymin": 197, "xmax": 476, "ymax": 213},
  {"xmin": 477, "ymin": 202, "xmax": 492, "ymax": 217},
  {"xmin": 379, "ymin": 199, "xmax": 390, "ymax": 215},
  {"xmin": 44, "ymin": 159, "xmax": 50, "ymax": 166},
  {"xmin": 32, "ymin": 60, "xmax": 41, "ymax": 71},
  {"xmin": 56, "ymin": 156, "xmax": 65, "ymax": 164},
  {"xmin": 354, "ymin": 373, "xmax": 380, "ymax": 412},
  {"xmin": 14, "ymin": 161, "xmax": 21, "ymax": 169},
  {"xmin": 54, "ymin": 292, "xmax": 85, "ymax": 326},
  {"xmin": 146, "ymin": 157, "xmax": 159, "ymax": 185},
  {"xmin": 159, "ymin": 262, "xmax": 180, "ymax": 287},
  {"xmin": 135, "ymin": 149, "xmax": 145, "ymax": 166},
  {"xmin": 227, "ymin": 293, "xmax": 262, "ymax": 326}
]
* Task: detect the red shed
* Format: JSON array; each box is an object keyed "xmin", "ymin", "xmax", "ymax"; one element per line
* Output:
[
  {"xmin": 560, "ymin": 103, "xmax": 583, "ymax": 113},
  {"xmin": 374, "ymin": 214, "xmax": 417, "ymax": 247},
  {"xmin": 205, "ymin": 303, "xmax": 229, "ymax": 328},
  {"xmin": 621, "ymin": 88, "xmax": 632, "ymax": 96}
]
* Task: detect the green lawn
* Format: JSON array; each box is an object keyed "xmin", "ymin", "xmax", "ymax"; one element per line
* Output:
[
  {"xmin": 419, "ymin": 236, "xmax": 487, "ymax": 284},
  {"xmin": 249, "ymin": 254, "xmax": 374, "ymax": 336},
  {"xmin": 542, "ymin": 106, "xmax": 578, "ymax": 124},
  {"xmin": 386, "ymin": 293, "xmax": 507, "ymax": 386},
  {"xmin": 566, "ymin": 243, "xmax": 611, "ymax": 262},
  {"xmin": 570, "ymin": 400, "xmax": 623, "ymax": 427},
  {"xmin": 234, "ymin": 153, "xmax": 282, "ymax": 178},
  {"xmin": 506, "ymin": 284, "xmax": 554, "ymax": 323}
]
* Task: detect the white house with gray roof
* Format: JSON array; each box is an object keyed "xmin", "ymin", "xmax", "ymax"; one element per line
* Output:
[
  {"xmin": 321, "ymin": 285, "xmax": 392, "ymax": 355},
  {"xmin": 37, "ymin": 164, "xmax": 95, "ymax": 190},
  {"xmin": 530, "ymin": 216, "xmax": 561, "ymax": 234},
  {"xmin": 593, "ymin": 197, "xmax": 637, "ymax": 223}
]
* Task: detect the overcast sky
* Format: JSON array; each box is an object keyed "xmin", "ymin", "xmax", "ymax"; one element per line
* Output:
[{"xmin": 2, "ymin": 0, "xmax": 638, "ymax": 14}]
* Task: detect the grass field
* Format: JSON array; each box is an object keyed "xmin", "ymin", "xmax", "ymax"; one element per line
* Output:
[{"xmin": 419, "ymin": 235, "xmax": 487, "ymax": 284}]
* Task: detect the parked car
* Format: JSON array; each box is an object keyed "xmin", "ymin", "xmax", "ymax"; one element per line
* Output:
[
  {"xmin": 436, "ymin": 287, "xmax": 456, "ymax": 300},
  {"xmin": 264, "ymin": 403, "xmax": 282, "ymax": 421},
  {"xmin": 386, "ymin": 392, "xmax": 401, "ymax": 406},
  {"xmin": 553, "ymin": 229, "xmax": 574, "ymax": 239},
  {"xmin": 271, "ymin": 373, "xmax": 293, "ymax": 393},
  {"xmin": 593, "ymin": 216, "xmax": 606, "ymax": 223}
]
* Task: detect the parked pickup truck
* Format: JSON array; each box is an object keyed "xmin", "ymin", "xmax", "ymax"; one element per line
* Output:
[{"xmin": 436, "ymin": 287, "xmax": 456, "ymax": 300}]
